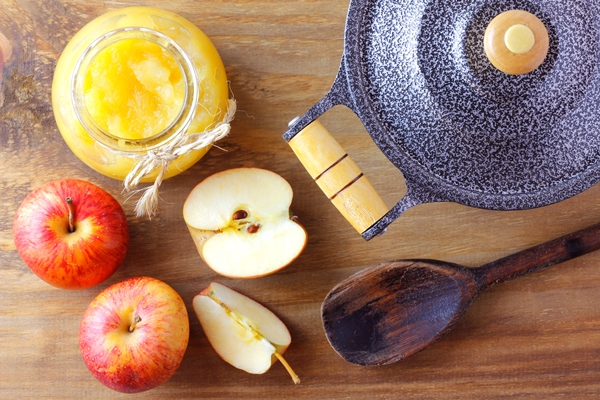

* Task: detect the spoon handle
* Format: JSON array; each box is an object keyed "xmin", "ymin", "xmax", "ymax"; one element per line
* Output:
[{"xmin": 475, "ymin": 223, "xmax": 600, "ymax": 289}]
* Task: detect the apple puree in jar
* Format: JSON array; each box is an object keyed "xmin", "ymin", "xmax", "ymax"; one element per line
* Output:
[
  {"xmin": 52, "ymin": 6, "xmax": 231, "ymax": 183},
  {"xmin": 83, "ymin": 38, "xmax": 186, "ymax": 141}
]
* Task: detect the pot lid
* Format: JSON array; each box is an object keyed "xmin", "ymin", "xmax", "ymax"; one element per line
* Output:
[{"xmin": 355, "ymin": 0, "xmax": 600, "ymax": 196}]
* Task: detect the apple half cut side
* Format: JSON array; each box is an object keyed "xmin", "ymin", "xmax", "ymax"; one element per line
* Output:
[
  {"xmin": 183, "ymin": 168, "xmax": 307, "ymax": 279},
  {"xmin": 193, "ymin": 282, "xmax": 300, "ymax": 384}
]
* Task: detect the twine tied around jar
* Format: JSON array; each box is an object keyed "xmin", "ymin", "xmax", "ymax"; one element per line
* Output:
[{"xmin": 123, "ymin": 98, "xmax": 237, "ymax": 218}]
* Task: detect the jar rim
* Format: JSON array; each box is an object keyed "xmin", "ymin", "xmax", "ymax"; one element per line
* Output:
[{"xmin": 71, "ymin": 27, "xmax": 199, "ymax": 153}]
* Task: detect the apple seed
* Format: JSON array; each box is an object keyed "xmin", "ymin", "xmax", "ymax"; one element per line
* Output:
[
  {"xmin": 232, "ymin": 210, "xmax": 248, "ymax": 220},
  {"xmin": 247, "ymin": 224, "xmax": 260, "ymax": 234}
]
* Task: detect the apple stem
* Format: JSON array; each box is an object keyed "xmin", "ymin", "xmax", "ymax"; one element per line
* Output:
[
  {"xmin": 65, "ymin": 197, "xmax": 75, "ymax": 233},
  {"xmin": 274, "ymin": 350, "xmax": 301, "ymax": 385},
  {"xmin": 128, "ymin": 315, "xmax": 142, "ymax": 332}
]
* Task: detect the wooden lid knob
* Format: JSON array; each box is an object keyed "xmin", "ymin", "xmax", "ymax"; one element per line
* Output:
[{"xmin": 484, "ymin": 10, "xmax": 549, "ymax": 75}]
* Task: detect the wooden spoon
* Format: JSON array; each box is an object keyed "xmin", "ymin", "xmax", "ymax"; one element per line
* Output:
[{"xmin": 322, "ymin": 223, "xmax": 600, "ymax": 366}]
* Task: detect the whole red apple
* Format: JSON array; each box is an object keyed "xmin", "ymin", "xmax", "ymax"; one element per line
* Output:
[
  {"xmin": 79, "ymin": 276, "xmax": 190, "ymax": 393},
  {"xmin": 13, "ymin": 178, "xmax": 129, "ymax": 289}
]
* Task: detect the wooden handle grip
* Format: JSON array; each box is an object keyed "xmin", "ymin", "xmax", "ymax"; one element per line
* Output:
[
  {"xmin": 476, "ymin": 222, "xmax": 600, "ymax": 288},
  {"xmin": 288, "ymin": 120, "xmax": 388, "ymax": 234}
]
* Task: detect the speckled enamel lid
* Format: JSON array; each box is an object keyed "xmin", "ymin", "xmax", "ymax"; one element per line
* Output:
[{"xmin": 284, "ymin": 0, "xmax": 600, "ymax": 240}]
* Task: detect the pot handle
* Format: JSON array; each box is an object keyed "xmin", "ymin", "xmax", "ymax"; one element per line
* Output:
[
  {"xmin": 287, "ymin": 119, "xmax": 390, "ymax": 236},
  {"xmin": 284, "ymin": 63, "xmax": 428, "ymax": 240},
  {"xmin": 283, "ymin": 66, "xmax": 354, "ymax": 142}
]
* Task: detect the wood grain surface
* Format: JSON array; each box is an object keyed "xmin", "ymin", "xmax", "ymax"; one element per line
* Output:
[{"xmin": 1, "ymin": 1, "xmax": 600, "ymax": 398}]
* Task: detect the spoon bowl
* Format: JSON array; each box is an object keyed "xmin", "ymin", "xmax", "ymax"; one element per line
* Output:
[{"xmin": 322, "ymin": 260, "xmax": 480, "ymax": 365}]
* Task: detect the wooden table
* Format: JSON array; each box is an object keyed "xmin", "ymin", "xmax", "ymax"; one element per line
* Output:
[{"xmin": 2, "ymin": 1, "xmax": 600, "ymax": 398}]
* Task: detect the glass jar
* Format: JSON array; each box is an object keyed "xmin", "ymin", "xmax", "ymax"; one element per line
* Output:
[{"xmin": 52, "ymin": 7, "xmax": 231, "ymax": 183}]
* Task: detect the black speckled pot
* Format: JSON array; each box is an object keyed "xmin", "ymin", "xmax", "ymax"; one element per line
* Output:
[{"xmin": 284, "ymin": 0, "xmax": 600, "ymax": 240}]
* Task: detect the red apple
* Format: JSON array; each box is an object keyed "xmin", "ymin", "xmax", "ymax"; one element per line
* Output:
[
  {"xmin": 13, "ymin": 178, "xmax": 129, "ymax": 289},
  {"xmin": 79, "ymin": 276, "xmax": 190, "ymax": 393}
]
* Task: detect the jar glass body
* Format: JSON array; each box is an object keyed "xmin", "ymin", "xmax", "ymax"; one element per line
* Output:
[{"xmin": 52, "ymin": 7, "xmax": 229, "ymax": 181}]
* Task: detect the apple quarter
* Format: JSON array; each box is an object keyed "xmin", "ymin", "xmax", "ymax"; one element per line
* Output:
[{"xmin": 193, "ymin": 282, "xmax": 299, "ymax": 383}]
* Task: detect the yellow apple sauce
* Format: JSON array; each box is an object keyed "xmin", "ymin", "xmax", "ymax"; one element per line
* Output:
[
  {"xmin": 84, "ymin": 38, "xmax": 186, "ymax": 141},
  {"xmin": 52, "ymin": 7, "xmax": 230, "ymax": 182}
]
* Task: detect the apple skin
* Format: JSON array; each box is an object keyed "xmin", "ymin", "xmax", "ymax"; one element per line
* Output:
[
  {"xmin": 79, "ymin": 276, "xmax": 190, "ymax": 393},
  {"xmin": 13, "ymin": 178, "xmax": 129, "ymax": 289}
]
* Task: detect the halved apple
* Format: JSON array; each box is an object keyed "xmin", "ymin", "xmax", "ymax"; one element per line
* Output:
[
  {"xmin": 183, "ymin": 168, "xmax": 307, "ymax": 278},
  {"xmin": 193, "ymin": 282, "xmax": 300, "ymax": 384}
]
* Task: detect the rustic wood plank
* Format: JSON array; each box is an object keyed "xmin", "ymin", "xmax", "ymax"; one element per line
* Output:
[{"xmin": 1, "ymin": 0, "xmax": 600, "ymax": 398}]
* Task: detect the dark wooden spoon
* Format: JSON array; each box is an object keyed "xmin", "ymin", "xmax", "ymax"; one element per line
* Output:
[{"xmin": 322, "ymin": 223, "xmax": 600, "ymax": 366}]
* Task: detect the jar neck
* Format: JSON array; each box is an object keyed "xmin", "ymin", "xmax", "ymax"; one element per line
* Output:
[{"xmin": 71, "ymin": 27, "xmax": 199, "ymax": 152}]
